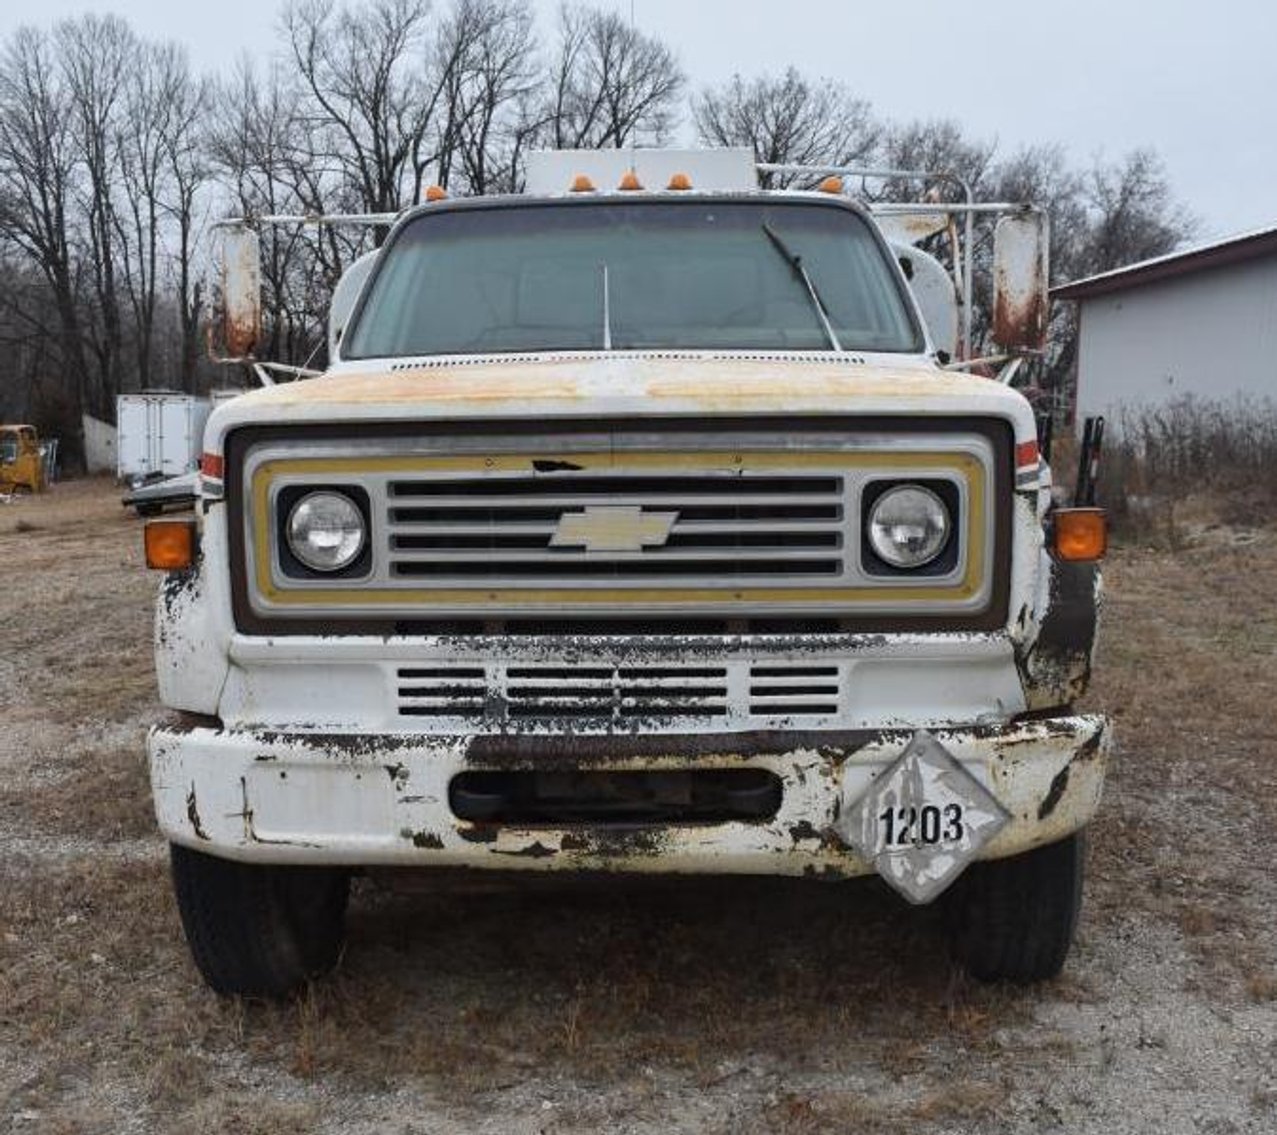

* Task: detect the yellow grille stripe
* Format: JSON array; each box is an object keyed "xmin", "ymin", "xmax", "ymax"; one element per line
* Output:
[{"xmin": 251, "ymin": 450, "xmax": 987, "ymax": 607}]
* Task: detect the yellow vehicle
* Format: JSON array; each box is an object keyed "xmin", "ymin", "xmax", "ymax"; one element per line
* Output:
[{"xmin": 0, "ymin": 425, "xmax": 45, "ymax": 493}]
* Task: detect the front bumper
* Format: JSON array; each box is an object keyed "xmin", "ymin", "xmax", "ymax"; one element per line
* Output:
[{"xmin": 149, "ymin": 715, "xmax": 1109, "ymax": 880}]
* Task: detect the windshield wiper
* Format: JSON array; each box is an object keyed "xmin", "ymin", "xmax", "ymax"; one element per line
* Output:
[{"xmin": 761, "ymin": 222, "xmax": 844, "ymax": 352}]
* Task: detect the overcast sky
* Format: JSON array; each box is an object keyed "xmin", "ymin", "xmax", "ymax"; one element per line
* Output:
[{"xmin": 3, "ymin": 0, "xmax": 1271, "ymax": 242}]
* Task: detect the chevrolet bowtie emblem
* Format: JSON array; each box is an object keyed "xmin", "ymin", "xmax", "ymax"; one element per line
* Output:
[{"xmin": 550, "ymin": 506, "xmax": 679, "ymax": 552}]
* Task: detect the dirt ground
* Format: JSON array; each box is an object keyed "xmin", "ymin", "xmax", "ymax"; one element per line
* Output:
[{"xmin": 2, "ymin": 477, "xmax": 1275, "ymax": 1135}]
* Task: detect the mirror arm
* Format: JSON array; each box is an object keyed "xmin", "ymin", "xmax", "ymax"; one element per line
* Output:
[{"xmin": 942, "ymin": 349, "xmax": 1043, "ymax": 374}]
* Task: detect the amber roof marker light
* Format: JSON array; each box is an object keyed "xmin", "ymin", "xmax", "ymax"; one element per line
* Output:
[
  {"xmin": 817, "ymin": 175, "xmax": 845, "ymax": 194},
  {"xmin": 569, "ymin": 174, "xmax": 596, "ymax": 193},
  {"xmin": 618, "ymin": 169, "xmax": 643, "ymax": 191},
  {"xmin": 667, "ymin": 172, "xmax": 692, "ymax": 191},
  {"xmin": 423, "ymin": 184, "xmax": 448, "ymax": 202}
]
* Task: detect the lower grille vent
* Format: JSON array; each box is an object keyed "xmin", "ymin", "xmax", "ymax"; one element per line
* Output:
[
  {"xmin": 395, "ymin": 661, "xmax": 845, "ymax": 727},
  {"xmin": 398, "ymin": 664, "xmax": 729, "ymax": 722},
  {"xmin": 748, "ymin": 665, "xmax": 841, "ymax": 718}
]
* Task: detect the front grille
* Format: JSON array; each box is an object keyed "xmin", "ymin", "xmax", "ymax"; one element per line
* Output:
[
  {"xmin": 395, "ymin": 661, "xmax": 845, "ymax": 728},
  {"xmin": 385, "ymin": 472, "xmax": 846, "ymax": 583},
  {"xmin": 229, "ymin": 419, "xmax": 1009, "ymax": 631}
]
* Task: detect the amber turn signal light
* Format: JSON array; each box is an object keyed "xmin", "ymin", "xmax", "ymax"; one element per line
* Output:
[
  {"xmin": 1052, "ymin": 508, "xmax": 1107, "ymax": 562},
  {"xmin": 145, "ymin": 519, "xmax": 197, "ymax": 571}
]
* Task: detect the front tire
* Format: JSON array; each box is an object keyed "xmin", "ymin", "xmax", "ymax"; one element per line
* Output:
[
  {"xmin": 944, "ymin": 830, "xmax": 1085, "ymax": 983},
  {"xmin": 169, "ymin": 844, "xmax": 350, "ymax": 998}
]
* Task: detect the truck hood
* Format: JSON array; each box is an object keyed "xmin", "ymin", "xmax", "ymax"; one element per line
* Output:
[{"xmin": 204, "ymin": 352, "xmax": 1041, "ymax": 478}]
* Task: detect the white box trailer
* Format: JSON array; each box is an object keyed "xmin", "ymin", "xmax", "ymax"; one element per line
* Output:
[{"xmin": 116, "ymin": 392, "xmax": 211, "ymax": 484}]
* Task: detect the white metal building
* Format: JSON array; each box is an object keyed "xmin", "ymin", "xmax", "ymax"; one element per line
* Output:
[{"xmin": 1052, "ymin": 226, "xmax": 1277, "ymax": 422}]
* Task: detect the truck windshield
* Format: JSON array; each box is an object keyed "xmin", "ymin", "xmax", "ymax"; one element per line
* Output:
[{"xmin": 342, "ymin": 200, "xmax": 922, "ymax": 358}]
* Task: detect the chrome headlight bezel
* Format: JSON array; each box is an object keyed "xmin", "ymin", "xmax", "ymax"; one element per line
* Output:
[
  {"xmin": 863, "ymin": 481, "xmax": 955, "ymax": 572},
  {"xmin": 282, "ymin": 488, "xmax": 370, "ymax": 575}
]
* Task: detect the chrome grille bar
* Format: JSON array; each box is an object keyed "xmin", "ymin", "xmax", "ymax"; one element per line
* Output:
[{"xmin": 386, "ymin": 471, "xmax": 845, "ymax": 583}]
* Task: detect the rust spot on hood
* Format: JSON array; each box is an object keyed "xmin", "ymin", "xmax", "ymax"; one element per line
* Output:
[
  {"xmin": 243, "ymin": 367, "xmax": 580, "ymax": 407},
  {"xmin": 218, "ymin": 355, "xmax": 1019, "ymax": 415},
  {"xmin": 645, "ymin": 366, "xmax": 993, "ymax": 405}
]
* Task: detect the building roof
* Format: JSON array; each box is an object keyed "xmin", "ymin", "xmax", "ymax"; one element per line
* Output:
[{"xmin": 1051, "ymin": 223, "xmax": 1277, "ymax": 301}]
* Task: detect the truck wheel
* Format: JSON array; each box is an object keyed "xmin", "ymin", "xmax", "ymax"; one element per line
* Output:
[
  {"xmin": 944, "ymin": 830, "xmax": 1085, "ymax": 983},
  {"xmin": 169, "ymin": 844, "xmax": 350, "ymax": 998}
]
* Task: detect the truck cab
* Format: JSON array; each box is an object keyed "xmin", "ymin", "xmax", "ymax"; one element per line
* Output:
[{"xmin": 146, "ymin": 150, "xmax": 1109, "ymax": 997}]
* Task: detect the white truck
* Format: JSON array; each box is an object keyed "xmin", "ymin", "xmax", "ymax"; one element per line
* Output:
[{"xmin": 144, "ymin": 149, "xmax": 1109, "ymax": 997}]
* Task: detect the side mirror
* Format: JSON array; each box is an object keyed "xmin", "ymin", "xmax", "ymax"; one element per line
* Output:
[
  {"xmin": 328, "ymin": 250, "xmax": 380, "ymax": 360},
  {"xmin": 209, "ymin": 223, "xmax": 261, "ymax": 361},
  {"xmin": 890, "ymin": 241, "xmax": 958, "ymax": 360},
  {"xmin": 992, "ymin": 212, "xmax": 1049, "ymax": 352}
]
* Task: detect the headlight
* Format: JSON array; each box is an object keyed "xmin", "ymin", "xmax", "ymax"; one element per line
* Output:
[
  {"xmin": 867, "ymin": 484, "xmax": 951, "ymax": 569},
  {"xmin": 286, "ymin": 491, "xmax": 367, "ymax": 573}
]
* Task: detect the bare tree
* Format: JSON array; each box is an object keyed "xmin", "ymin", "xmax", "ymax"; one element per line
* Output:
[
  {"xmin": 693, "ymin": 68, "xmax": 878, "ymax": 186},
  {"xmin": 159, "ymin": 63, "xmax": 214, "ymax": 391},
  {"xmin": 1043, "ymin": 150, "xmax": 1196, "ymax": 414},
  {"xmin": 0, "ymin": 24, "xmax": 94, "ymax": 452},
  {"xmin": 435, "ymin": 0, "xmax": 538, "ymax": 194},
  {"xmin": 542, "ymin": 3, "xmax": 684, "ymax": 151},
  {"xmin": 0, "ymin": 255, "xmax": 57, "ymax": 422},
  {"xmin": 876, "ymin": 118, "xmax": 996, "ymax": 204},
  {"xmin": 57, "ymin": 14, "xmax": 138, "ymax": 414},
  {"xmin": 992, "ymin": 145, "xmax": 1087, "ymax": 282},
  {"xmin": 285, "ymin": 0, "xmax": 441, "ymax": 213},
  {"xmin": 117, "ymin": 40, "xmax": 174, "ymax": 390},
  {"xmin": 1084, "ymin": 148, "xmax": 1195, "ymax": 276}
]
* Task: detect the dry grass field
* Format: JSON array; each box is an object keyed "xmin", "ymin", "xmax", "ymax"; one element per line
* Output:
[{"xmin": 2, "ymin": 478, "xmax": 1275, "ymax": 1134}]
